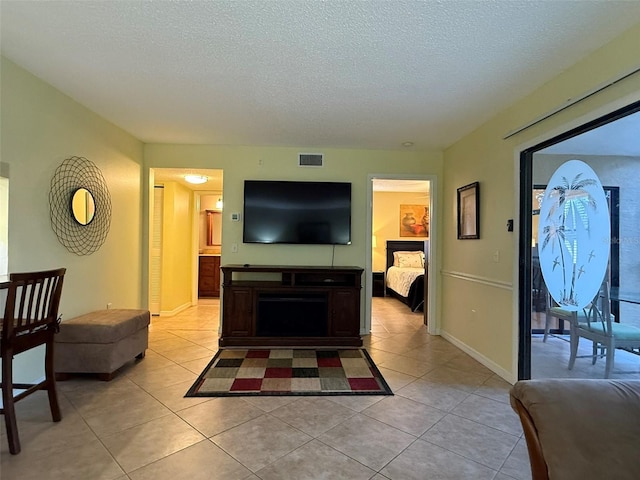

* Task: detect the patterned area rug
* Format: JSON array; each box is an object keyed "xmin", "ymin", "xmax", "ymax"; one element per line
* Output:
[{"xmin": 185, "ymin": 348, "xmax": 393, "ymax": 397}]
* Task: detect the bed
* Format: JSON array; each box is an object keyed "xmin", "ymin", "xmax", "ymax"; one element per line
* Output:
[{"xmin": 385, "ymin": 240, "xmax": 428, "ymax": 312}]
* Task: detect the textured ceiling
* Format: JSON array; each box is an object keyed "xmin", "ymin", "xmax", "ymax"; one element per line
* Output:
[{"xmin": 2, "ymin": 1, "xmax": 640, "ymax": 152}]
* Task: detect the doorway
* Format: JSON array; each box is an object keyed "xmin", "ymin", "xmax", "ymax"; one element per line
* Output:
[
  {"xmin": 149, "ymin": 168, "xmax": 223, "ymax": 316},
  {"xmin": 367, "ymin": 175, "xmax": 437, "ymax": 336},
  {"xmin": 518, "ymin": 100, "xmax": 640, "ymax": 380}
]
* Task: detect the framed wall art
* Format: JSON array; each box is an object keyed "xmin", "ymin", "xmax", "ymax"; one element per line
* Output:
[
  {"xmin": 399, "ymin": 204, "xmax": 429, "ymax": 237},
  {"xmin": 457, "ymin": 182, "xmax": 479, "ymax": 239}
]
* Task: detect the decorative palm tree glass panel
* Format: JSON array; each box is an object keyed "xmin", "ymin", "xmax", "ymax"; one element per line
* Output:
[{"xmin": 537, "ymin": 160, "xmax": 610, "ymax": 311}]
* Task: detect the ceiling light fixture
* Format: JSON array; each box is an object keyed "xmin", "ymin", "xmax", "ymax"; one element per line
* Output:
[
  {"xmin": 184, "ymin": 174, "xmax": 208, "ymax": 184},
  {"xmin": 402, "ymin": 142, "xmax": 414, "ymax": 147}
]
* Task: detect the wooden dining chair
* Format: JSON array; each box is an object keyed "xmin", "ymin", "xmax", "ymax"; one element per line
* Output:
[{"xmin": 0, "ymin": 268, "xmax": 66, "ymax": 454}]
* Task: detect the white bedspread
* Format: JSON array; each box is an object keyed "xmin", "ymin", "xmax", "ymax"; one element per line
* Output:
[{"xmin": 386, "ymin": 266, "xmax": 424, "ymax": 297}]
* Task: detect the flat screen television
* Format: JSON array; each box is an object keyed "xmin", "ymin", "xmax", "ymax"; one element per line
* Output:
[{"xmin": 243, "ymin": 180, "xmax": 351, "ymax": 245}]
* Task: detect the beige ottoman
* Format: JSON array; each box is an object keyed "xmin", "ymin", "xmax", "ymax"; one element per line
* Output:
[{"xmin": 55, "ymin": 309, "xmax": 150, "ymax": 381}]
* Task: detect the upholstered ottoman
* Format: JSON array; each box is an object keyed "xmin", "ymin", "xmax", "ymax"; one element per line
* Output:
[{"xmin": 55, "ymin": 309, "xmax": 150, "ymax": 381}]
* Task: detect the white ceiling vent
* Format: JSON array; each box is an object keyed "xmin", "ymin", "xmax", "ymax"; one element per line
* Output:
[{"xmin": 298, "ymin": 153, "xmax": 324, "ymax": 167}]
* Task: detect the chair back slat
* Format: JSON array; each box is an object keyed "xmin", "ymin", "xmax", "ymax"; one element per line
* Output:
[
  {"xmin": 1, "ymin": 267, "xmax": 66, "ymax": 455},
  {"xmin": 585, "ymin": 280, "xmax": 613, "ymax": 336},
  {"xmin": 3, "ymin": 268, "xmax": 66, "ymax": 339}
]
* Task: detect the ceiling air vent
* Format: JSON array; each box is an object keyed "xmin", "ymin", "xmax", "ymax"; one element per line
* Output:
[{"xmin": 298, "ymin": 153, "xmax": 324, "ymax": 167}]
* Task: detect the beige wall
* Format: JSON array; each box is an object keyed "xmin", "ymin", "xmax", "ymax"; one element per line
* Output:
[
  {"xmin": 159, "ymin": 181, "xmax": 193, "ymax": 315},
  {"xmin": 1, "ymin": 57, "xmax": 144, "ymax": 380},
  {"xmin": 144, "ymin": 145, "xmax": 442, "ymax": 269},
  {"xmin": 143, "ymin": 145, "xmax": 443, "ymax": 332},
  {"xmin": 441, "ymin": 23, "xmax": 640, "ymax": 381},
  {"xmin": 372, "ymin": 191, "xmax": 429, "ymax": 272}
]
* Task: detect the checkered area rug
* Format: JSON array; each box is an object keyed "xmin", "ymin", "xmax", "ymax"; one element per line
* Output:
[{"xmin": 185, "ymin": 348, "xmax": 393, "ymax": 397}]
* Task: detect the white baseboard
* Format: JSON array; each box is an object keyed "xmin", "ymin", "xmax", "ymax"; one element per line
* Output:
[
  {"xmin": 440, "ymin": 330, "xmax": 517, "ymax": 384},
  {"xmin": 159, "ymin": 302, "xmax": 191, "ymax": 317}
]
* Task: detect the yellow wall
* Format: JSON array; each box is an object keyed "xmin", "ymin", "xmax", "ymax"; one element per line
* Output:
[
  {"xmin": 145, "ymin": 147, "xmax": 442, "ymax": 275},
  {"xmin": 441, "ymin": 23, "xmax": 640, "ymax": 381},
  {"xmin": 159, "ymin": 181, "xmax": 193, "ymax": 314},
  {"xmin": 372, "ymin": 191, "xmax": 429, "ymax": 272},
  {"xmin": 143, "ymin": 146, "xmax": 443, "ymax": 334},
  {"xmin": 1, "ymin": 57, "xmax": 144, "ymax": 380}
]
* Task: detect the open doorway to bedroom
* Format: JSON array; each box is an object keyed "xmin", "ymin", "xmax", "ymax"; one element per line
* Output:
[{"xmin": 368, "ymin": 176, "xmax": 435, "ymax": 337}]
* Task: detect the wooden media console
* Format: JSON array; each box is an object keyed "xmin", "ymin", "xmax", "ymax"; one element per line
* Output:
[{"xmin": 220, "ymin": 265, "xmax": 364, "ymax": 347}]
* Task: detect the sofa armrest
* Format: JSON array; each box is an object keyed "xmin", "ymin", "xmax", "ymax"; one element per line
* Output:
[
  {"xmin": 510, "ymin": 379, "xmax": 640, "ymax": 480},
  {"xmin": 509, "ymin": 393, "xmax": 549, "ymax": 480}
]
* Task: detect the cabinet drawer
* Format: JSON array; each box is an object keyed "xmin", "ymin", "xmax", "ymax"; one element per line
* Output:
[{"xmin": 199, "ymin": 256, "xmax": 220, "ymax": 297}]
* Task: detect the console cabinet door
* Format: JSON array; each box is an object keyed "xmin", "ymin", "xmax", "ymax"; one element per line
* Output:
[
  {"xmin": 222, "ymin": 287, "xmax": 253, "ymax": 336},
  {"xmin": 211, "ymin": 257, "xmax": 221, "ymax": 297},
  {"xmin": 330, "ymin": 289, "xmax": 360, "ymax": 336},
  {"xmin": 198, "ymin": 256, "xmax": 220, "ymax": 298}
]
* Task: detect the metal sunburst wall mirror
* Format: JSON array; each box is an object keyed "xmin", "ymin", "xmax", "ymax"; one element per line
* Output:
[{"xmin": 49, "ymin": 156, "xmax": 111, "ymax": 255}]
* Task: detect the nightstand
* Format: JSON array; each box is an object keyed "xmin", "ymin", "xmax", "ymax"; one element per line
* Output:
[{"xmin": 372, "ymin": 271, "xmax": 385, "ymax": 297}]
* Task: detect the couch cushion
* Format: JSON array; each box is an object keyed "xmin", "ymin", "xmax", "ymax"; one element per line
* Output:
[
  {"xmin": 56, "ymin": 309, "xmax": 150, "ymax": 344},
  {"xmin": 511, "ymin": 379, "xmax": 640, "ymax": 480}
]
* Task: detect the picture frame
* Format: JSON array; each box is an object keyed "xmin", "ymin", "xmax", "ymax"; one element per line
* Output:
[
  {"xmin": 399, "ymin": 204, "xmax": 429, "ymax": 237},
  {"xmin": 457, "ymin": 182, "xmax": 479, "ymax": 239}
]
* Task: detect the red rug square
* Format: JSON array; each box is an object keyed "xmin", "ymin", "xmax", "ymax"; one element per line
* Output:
[
  {"xmin": 230, "ymin": 378, "xmax": 263, "ymax": 391},
  {"xmin": 265, "ymin": 367, "xmax": 293, "ymax": 378}
]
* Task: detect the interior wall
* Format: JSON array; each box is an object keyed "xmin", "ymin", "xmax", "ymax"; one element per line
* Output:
[
  {"xmin": 159, "ymin": 181, "xmax": 193, "ymax": 315},
  {"xmin": 143, "ymin": 145, "xmax": 444, "ymax": 331},
  {"xmin": 441, "ymin": 23, "xmax": 640, "ymax": 381},
  {"xmin": 0, "ymin": 174, "xmax": 8, "ymax": 275},
  {"xmin": 372, "ymin": 191, "xmax": 429, "ymax": 272},
  {"xmin": 1, "ymin": 56, "xmax": 144, "ymax": 381}
]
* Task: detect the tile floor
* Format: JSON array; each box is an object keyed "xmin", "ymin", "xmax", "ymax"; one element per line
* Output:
[
  {"xmin": 1, "ymin": 298, "xmax": 531, "ymax": 479},
  {"xmin": 531, "ymin": 333, "xmax": 640, "ymax": 380},
  {"xmin": 530, "ymin": 308, "xmax": 640, "ymax": 380}
]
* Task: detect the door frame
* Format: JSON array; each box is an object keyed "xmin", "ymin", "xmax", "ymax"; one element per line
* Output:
[
  {"xmin": 192, "ymin": 191, "xmax": 223, "ymax": 305},
  {"xmin": 366, "ymin": 173, "xmax": 438, "ymax": 336},
  {"xmin": 517, "ymin": 99, "xmax": 640, "ymax": 379}
]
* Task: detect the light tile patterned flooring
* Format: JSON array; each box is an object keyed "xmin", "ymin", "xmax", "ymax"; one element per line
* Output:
[
  {"xmin": 531, "ymin": 312, "xmax": 640, "ymax": 379},
  {"xmin": 1, "ymin": 298, "xmax": 531, "ymax": 479},
  {"xmin": 531, "ymin": 334, "xmax": 640, "ymax": 380}
]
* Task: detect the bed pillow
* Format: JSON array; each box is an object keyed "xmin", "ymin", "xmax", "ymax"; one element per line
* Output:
[{"xmin": 394, "ymin": 251, "xmax": 424, "ymax": 268}]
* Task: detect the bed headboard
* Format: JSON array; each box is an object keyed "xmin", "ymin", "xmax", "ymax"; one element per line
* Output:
[{"xmin": 386, "ymin": 240, "xmax": 428, "ymax": 271}]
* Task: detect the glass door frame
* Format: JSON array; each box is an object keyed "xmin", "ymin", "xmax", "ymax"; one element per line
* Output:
[{"xmin": 518, "ymin": 100, "xmax": 640, "ymax": 380}]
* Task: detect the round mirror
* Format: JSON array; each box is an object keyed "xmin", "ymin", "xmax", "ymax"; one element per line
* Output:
[{"xmin": 71, "ymin": 188, "xmax": 96, "ymax": 225}]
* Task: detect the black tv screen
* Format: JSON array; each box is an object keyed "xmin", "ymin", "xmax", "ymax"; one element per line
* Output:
[{"xmin": 243, "ymin": 180, "xmax": 351, "ymax": 245}]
